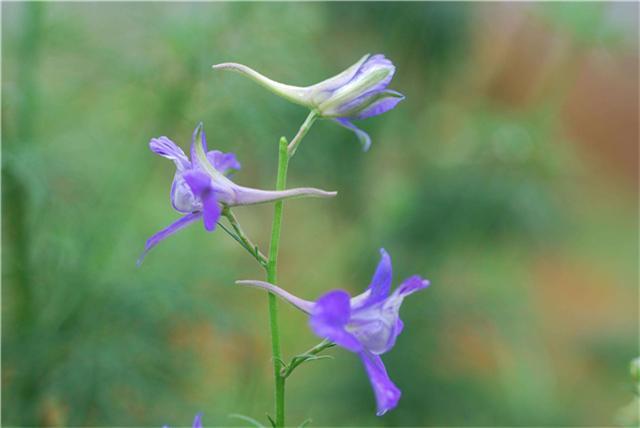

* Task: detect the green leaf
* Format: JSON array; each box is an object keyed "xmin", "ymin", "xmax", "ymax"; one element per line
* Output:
[
  {"xmin": 299, "ymin": 418, "xmax": 313, "ymax": 427},
  {"xmin": 266, "ymin": 414, "xmax": 276, "ymax": 428},
  {"xmin": 228, "ymin": 413, "xmax": 265, "ymax": 428}
]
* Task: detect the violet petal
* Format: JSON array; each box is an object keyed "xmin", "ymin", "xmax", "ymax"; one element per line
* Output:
[
  {"xmin": 192, "ymin": 413, "xmax": 203, "ymax": 428},
  {"xmin": 149, "ymin": 136, "xmax": 191, "ymax": 170},
  {"xmin": 362, "ymin": 248, "xmax": 393, "ymax": 307},
  {"xmin": 310, "ymin": 290, "xmax": 362, "ymax": 352},
  {"xmin": 137, "ymin": 212, "xmax": 202, "ymax": 266},
  {"xmin": 207, "ymin": 150, "xmax": 241, "ymax": 175},
  {"xmin": 182, "ymin": 169, "xmax": 212, "ymax": 196},
  {"xmin": 393, "ymin": 275, "xmax": 430, "ymax": 298},
  {"xmin": 170, "ymin": 173, "xmax": 202, "ymax": 213},
  {"xmin": 353, "ymin": 54, "xmax": 395, "ymax": 89},
  {"xmin": 308, "ymin": 54, "xmax": 371, "ymax": 103},
  {"xmin": 334, "ymin": 118, "xmax": 372, "ymax": 151},
  {"xmin": 182, "ymin": 169, "xmax": 221, "ymax": 232},
  {"xmin": 341, "ymin": 55, "xmax": 395, "ymax": 109},
  {"xmin": 355, "ymin": 91, "xmax": 405, "ymax": 120},
  {"xmin": 359, "ymin": 351, "xmax": 401, "ymax": 416},
  {"xmin": 201, "ymin": 191, "xmax": 221, "ymax": 232},
  {"xmin": 190, "ymin": 122, "xmax": 207, "ymax": 167},
  {"xmin": 395, "ymin": 318, "xmax": 404, "ymax": 337}
]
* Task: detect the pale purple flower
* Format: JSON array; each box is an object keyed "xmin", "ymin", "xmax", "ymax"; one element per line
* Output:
[
  {"xmin": 212, "ymin": 54, "xmax": 404, "ymax": 150},
  {"xmin": 236, "ymin": 249, "xmax": 429, "ymax": 416},
  {"xmin": 139, "ymin": 123, "xmax": 336, "ymax": 264},
  {"xmin": 163, "ymin": 412, "xmax": 202, "ymax": 428}
]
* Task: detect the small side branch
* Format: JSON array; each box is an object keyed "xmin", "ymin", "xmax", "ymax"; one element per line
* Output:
[
  {"xmin": 280, "ymin": 340, "xmax": 336, "ymax": 379},
  {"xmin": 220, "ymin": 207, "xmax": 268, "ymax": 266}
]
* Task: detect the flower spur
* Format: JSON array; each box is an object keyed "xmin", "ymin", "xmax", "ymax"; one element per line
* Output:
[
  {"xmin": 236, "ymin": 248, "xmax": 430, "ymax": 416},
  {"xmin": 138, "ymin": 123, "xmax": 336, "ymax": 264}
]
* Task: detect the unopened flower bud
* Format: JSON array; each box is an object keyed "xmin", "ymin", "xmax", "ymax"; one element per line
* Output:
[{"xmin": 213, "ymin": 54, "xmax": 404, "ymax": 151}]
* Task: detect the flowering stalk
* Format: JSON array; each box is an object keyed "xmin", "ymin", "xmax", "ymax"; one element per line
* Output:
[
  {"xmin": 265, "ymin": 111, "xmax": 318, "ymax": 427},
  {"xmin": 147, "ymin": 54, "xmax": 417, "ymax": 425},
  {"xmin": 266, "ymin": 136, "xmax": 289, "ymax": 428}
]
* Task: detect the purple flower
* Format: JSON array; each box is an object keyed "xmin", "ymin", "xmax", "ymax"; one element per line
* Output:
[
  {"xmin": 163, "ymin": 412, "xmax": 202, "ymax": 428},
  {"xmin": 213, "ymin": 54, "xmax": 404, "ymax": 150},
  {"xmin": 236, "ymin": 249, "xmax": 429, "ymax": 416},
  {"xmin": 139, "ymin": 123, "xmax": 336, "ymax": 264}
]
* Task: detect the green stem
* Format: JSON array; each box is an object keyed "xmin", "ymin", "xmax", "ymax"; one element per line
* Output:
[
  {"xmin": 266, "ymin": 137, "xmax": 289, "ymax": 428},
  {"xmin": 287, "ymin": 111, "xmax": 317, "ymax": 157},
  {"xmin": 266, "ymin": 111, "xmax": 317, "ymax": 427}
]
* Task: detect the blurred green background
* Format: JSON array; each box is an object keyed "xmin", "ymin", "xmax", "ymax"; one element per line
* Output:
[{"xmin": 2, "ymin": 2, "xmax": 638, "ymax": 427}]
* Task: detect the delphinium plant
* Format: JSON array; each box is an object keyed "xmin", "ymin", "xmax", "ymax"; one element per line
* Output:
[{"xmin": 140, "ymin": 54, "xmax": 430, "ymax": 427}]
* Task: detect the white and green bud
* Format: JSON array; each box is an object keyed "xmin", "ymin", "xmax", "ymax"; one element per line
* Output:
[{"xmin": 212, "ymin": 54, "xmax": 404, "ymax": 150}]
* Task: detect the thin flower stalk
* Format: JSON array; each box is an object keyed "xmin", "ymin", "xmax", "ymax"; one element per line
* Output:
[
  {"xmin": 221, "ymin": 207, "xmax": 268, "ymax": 266},
  {"xmin": 265, "ymin": 136, "xmax": 291, "ymax": 428},
  {"xmin": 280, "ymin": 340, "xmax": 336, "ymax": 379}
]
